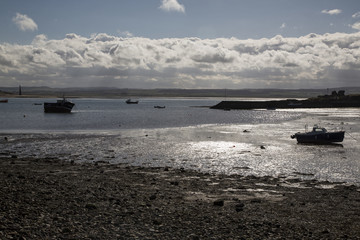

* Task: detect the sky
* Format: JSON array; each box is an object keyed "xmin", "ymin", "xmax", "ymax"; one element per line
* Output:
[{"xmin": 1, "ymin": 0, "xmax": 360, "ymax": 89}]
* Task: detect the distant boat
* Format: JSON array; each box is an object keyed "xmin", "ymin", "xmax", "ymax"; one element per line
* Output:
[
  {"xmin": 44, "ymin": 97, "xmax": 75, "ymax": 113},
  {"xmin": 126, "ymin": 99, "xmax": 139, "ymax": 104},
  {"xmin": 0, "ymin": 99, "xmax": 8, "ymax": 103},
  {"xmin": 154, "ymin": 106, "xmax": 165, "ymax": 109},
  {"xmin": 291, "ymin": 125, "xmax": 344, "ymax": 144}
]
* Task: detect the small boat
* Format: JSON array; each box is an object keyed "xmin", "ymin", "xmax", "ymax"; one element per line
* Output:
[
  {"xmin": 44, "ymin": 97, "xmax": 75, "ymax": 113},
  {"xmin": 0, "ymin": 99, "xmax": 8, "ymax": 103},
  {"xmin": 291, "ymin": 125, "xmax": 345, "ymax": 144},
  {"xmin": 154, "ymin": 106, "xmax": 165, "ymax": 109},
  {"xmin": 126, "ymin": 99, "xmax": 139, "ymax": 104}
]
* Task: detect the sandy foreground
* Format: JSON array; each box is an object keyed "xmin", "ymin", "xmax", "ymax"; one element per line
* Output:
[{"xmin": 1, "ymin": 156, "xmax": 360, "ymax": 240}]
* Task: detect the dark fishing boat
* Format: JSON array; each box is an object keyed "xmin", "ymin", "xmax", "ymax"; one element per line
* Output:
[
  {"xmin": 44, "ymin": 97, "xmax": 75, "ymax": 113},
  {"xmin": 291, "ymin": 125, "xmax": 344, "ymax": 144},
  {"xmin": 126, "ymin": 99, "xmax": 139, "ymax": 104},
  {"xmin": 0, "ymin": 99, "xmax": 8, "ymax": 103},
  {"xmin": 154, "ymin": 105, "xmax": 165, "ymax": 109}
]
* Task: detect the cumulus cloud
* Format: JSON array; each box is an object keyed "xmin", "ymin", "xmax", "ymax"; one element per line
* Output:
[
  {"xmin": 1, "ymin": 32, "xmax": 360, "ymax": 88},
  {"xmin": 321, "ymin": 9, "xmax": 342, "ymax": 15},
  {"xmin": 352, "ymin": 12, "xmax": 360, "ymax": 18},
  {"xmin": 159, "ymin": 0, "xmax": 185, "ymax": 13},
  {"xmin": 351, "ymin": 22, "xmax": 360, "ymax": 30},
  {"xmin": 12, "ymin": 13, "xmax": 38, "ymax": 31}
]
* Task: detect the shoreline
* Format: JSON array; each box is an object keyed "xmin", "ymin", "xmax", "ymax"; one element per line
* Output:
[
  {"xmin": 1, "ymin": 157, "xmax": 359, "ymax": 239},
  {"xmin": 1, "ymin": 110, "xmax": 360, "ymax": 186}
]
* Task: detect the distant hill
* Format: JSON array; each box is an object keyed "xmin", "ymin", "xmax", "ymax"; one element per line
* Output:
[{"xmin": 1, "ymin": 86, "xmax": 360, "ymax": 98}]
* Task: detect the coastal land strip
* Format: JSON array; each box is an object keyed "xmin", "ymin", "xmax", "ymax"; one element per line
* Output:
[
  {"xmin": 1, "ymin": 156, "xmax": 359, "ymax": 239},
  {"xmin": 211, "ymin": 92, "xmax": 360, "ymax": 110}
]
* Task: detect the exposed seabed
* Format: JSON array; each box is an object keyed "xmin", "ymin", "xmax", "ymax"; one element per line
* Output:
[{"xmin": 1, "ymin": 110, "xmax": 359, "ymax": 185}]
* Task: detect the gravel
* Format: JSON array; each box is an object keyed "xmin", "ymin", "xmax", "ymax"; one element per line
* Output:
[{"xmin": 1, "ymin": 157, "xmax": 360, "ymax": 239}]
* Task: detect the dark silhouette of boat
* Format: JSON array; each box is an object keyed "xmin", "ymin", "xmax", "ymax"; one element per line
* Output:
[
  {"xmin": 126, "ymin": 99, "xmax": 139, "ymax": 104},
  {"xmin": 154, "ymin": 106, "xmax": 165, "ymax": 109},
  {"xmin": 44, "ymin": 97, "xmax": 74, "ymax": 113},
  {"xmin": 291, "ymin": 125, "xmax": 344, "ymax": 144},
  {"xmin": 0, "ymin": 99, "xmax": 8, "ymax": 103}
]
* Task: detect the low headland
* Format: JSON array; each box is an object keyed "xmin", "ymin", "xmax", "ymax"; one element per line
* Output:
[{"xmin": 211, "ymin": 90, "xmax": 360, "ymax": 110}]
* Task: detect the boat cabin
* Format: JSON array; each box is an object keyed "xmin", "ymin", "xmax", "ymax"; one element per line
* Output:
[{"xmin": 312, "ymin": 126, "xmax": 327, "ymax": 133}]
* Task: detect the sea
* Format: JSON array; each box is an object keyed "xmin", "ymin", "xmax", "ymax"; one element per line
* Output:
[{"xmin": 1, "ymin": 97, "xmax": 360, "ymax": 185}]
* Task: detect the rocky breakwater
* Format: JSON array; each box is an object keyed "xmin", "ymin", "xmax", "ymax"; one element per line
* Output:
[{"xmin": 211, "ymin": 92, "xmax": 360, "ymax": 110}]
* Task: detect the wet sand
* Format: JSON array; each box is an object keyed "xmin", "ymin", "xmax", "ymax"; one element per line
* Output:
[{"xmin": 1, "ymin": 156, "xmax": 359, "ymax": 239}]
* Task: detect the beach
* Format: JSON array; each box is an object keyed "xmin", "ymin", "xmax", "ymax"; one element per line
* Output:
[
  {"xmin": 1, "ymin": 156, "xmax": 360, "ymax": 239},
  {"xmin": 1, "ymin": 98, "xmax": 360, "ymax": 239}
]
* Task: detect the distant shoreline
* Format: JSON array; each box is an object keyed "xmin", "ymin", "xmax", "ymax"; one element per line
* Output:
[{"xmin": 2, "ymin": 86, "xmax": 360, "ymax": 99}]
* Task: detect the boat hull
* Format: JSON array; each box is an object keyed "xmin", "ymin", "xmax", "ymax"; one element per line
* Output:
[
  {"xmin": 44, "ymin": 102, "xmax": 74, "ymax": 113},
  {"xmin": 126, "ymin": 99, "xmax": 139, "ymax": 104},
  {"xmin": 293, "ymin": 131, "xmax": 345, "ymax": 143}
]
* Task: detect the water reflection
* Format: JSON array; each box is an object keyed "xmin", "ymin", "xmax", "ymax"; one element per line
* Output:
[{"xmin": 1, "ymin": 105, "xmax": 359, "ymax": 185}]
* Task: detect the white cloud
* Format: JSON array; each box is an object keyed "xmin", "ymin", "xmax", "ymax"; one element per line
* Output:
[
  {"xmin": 12, "ymin": 13, "xmax": 38, "ymax": 31},
  {"xmin": 352, "ymin": 12, "xmax": 360, "ymax": 18},
  {"xmin": 321, "ymin": 9, "xmax": 342, "ymax": 15},
  {"xmin": 280, "ymin": 23, "xmax": 286, "ymax": 29},
  {"xmin": 1, "ymin": 32, "xmax": 360, "ymax": 88},
  {"xmin": 117, "ymin": 30, "xmax": 134, "ymax": 38},
  {"xmin": 351, "ymin": 22, "xmax": 360, "ymax": 30},
  {"xmin": 159, "ymin": 0, "xmax": 185, "ymax": 13}
]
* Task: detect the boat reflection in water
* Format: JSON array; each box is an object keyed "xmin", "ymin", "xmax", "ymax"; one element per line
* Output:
[
  {"xmin": 291, "ymin": 125, "xmax": 345, "ymax": 144},
  {"xmin": 44, "ymin": 97, "xmax": 75, "ymax": 113}
]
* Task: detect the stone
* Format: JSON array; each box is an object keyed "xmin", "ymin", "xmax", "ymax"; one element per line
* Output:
[
  {"xmin": 235, "ymin": 203, "xmax": 245, "ymax": 212},
  {"xmin": 85, "ymin": 203, "xmax": 97, "ymax": 210},
  {"xmin": 213, "ymin": 199, "xmax": 224, "ymax": 206}
]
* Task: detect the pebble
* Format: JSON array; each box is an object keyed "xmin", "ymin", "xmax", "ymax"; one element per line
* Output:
[{"xmin": 213, "ymin": 199, "xmax": 224, "ymax": 206}]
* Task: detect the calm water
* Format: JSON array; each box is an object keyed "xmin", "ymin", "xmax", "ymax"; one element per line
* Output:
[
  {"xmin": 0, "ymin": 98, "xmax": 302, "ymax": 131},
  {"xmin": 1, "ymin": 98, "xmax": 360, "ymax": 185}
]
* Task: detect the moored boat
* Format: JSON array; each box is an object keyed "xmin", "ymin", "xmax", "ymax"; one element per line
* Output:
[
  {"xmin": 44, "ymin": 97, "xmax": 75, "ymax": 113},
  {"xmin": 0, "ymin": 99, "xmax": 8, "ymax": 103},
  {"xmin": 126, "ymin": 99, "xmax": 139, "ymax": 104},
  {"xmin": 154, "ymin": 105, "xmax": 165, "ymax": 109},
  {"xmin": 291, "ymin": 125, "xmax": 344, "ymax": 144}
]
